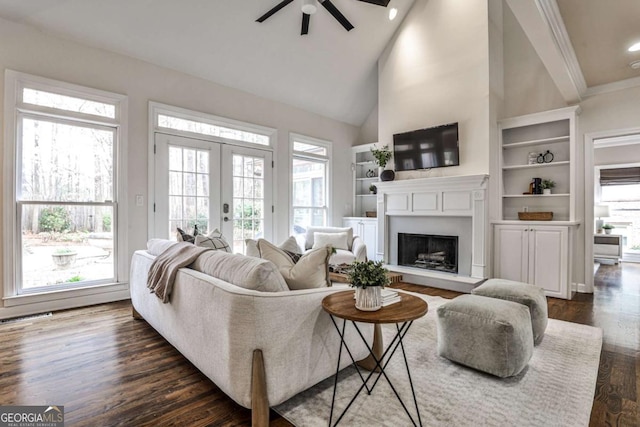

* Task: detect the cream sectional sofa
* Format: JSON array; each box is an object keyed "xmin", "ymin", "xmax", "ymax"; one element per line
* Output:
[{"xmin": 130, "ymin": 243, "xmax": 373, "ymax": 426}]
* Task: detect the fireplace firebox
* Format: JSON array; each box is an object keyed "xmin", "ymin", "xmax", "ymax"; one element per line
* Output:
[{"xmin": 398, "ymin": 233, "xmax": 458, "ymax": 274}]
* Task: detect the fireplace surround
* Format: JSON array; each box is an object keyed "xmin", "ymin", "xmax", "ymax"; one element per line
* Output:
[{"xmin": 375, "ymin": 174, "xmax": 489, "ymax": 285}]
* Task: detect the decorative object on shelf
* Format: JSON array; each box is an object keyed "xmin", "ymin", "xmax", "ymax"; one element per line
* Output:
[
  {"xmin": 594, "ymin": 204, "xmax": 610, "ymax": 234},
  {"xmin": 518, "ymin": 211, "xmax": 553, "ymax": 221},
  {"xmin": 602, "ymin": 224, "xmax": 614, "ymax": 235},
  {"xmin": 528, "ymin": 152, "xmax": 538, "ymax": 165},
  {"xmin": 371, "ymin": 144, "xmax": 395, "ymax": 181},
  {"xmin": 365, "ymin": 211, "xmax": 377, "ymax": 218},
  {"xmin": 366, "ymin": 169, "xmax": 376, "ymax": 178},
  {"xmin": 347, "ymin": 260, "xmax": 390, "ymax": 311},
  {"xmin": 541, "ymin": 179, "xmax": 555, "ymax": 195},
  {"xmin": 536, "ymin": 150, "xmax": 554, "ymax": 164},
  {"xmin": 532, "ymin": 178, "xmax": 542, "ymax": 194},
  {"xmin": 369, "ymin": 184, "xmax": 377, "ymax": 194}
]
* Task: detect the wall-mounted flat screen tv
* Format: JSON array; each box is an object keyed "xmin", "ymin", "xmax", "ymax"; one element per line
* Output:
[{"xmin": 393, "ymin": 123, "xmax": 459, "ymax": 171}]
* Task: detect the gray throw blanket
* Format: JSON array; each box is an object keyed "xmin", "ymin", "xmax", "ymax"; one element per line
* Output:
[{"xmin": 147, "ymin": 242, "xmax": 211, "ymax": 303}]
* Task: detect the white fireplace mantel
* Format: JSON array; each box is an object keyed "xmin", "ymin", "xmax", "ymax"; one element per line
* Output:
[{"xmin": 376, "ymin": 174, "xmax": 489, "ymax": 280}]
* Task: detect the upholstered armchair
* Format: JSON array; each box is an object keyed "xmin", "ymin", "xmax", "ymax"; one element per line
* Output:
[{"xmin": 294, "ymin": 226, "xmax": 367, "ymax": 266}]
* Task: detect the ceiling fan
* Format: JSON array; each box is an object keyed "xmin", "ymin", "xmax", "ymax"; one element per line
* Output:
[{"xmin": 256, "ymin": 0, "xmax": 391, "ymax": 35}]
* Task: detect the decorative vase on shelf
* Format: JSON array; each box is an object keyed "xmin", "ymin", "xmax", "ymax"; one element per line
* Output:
[
  {"xmin": 604, "ymin": 228, "xmax": 612, "ymax": 235},
  {"xmin": 379, "ymin": 168, "xmax": 395, "ymax": 182},
  {"xmin": 543, "ymin": 189, "xmax": 551, "ymax": 195}
]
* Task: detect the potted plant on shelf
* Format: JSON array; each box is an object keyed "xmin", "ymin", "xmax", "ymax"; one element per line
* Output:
[
  {"xmin": 369, "ymin": 184, "xmax": 377, "ymax": 194},
  {"xmin": 602, "ymin": 224, "xmax": 614, "ymax": 235},
  {"xmin": 371, "ymin": 145, "xmax": 394, "ymax": 182},
  {"xmin": 541, "ymin": 179, "xmax": 555, "ymax": 195},
  {"xmin": 347, "ymin": 260, "xmax": 390, "ymax": 311}
]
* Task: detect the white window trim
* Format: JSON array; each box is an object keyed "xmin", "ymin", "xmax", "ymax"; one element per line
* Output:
[
  {"xmin": 147, "ymin": 102, "xmax": 278, "ymax": 240},
  {"xmin": 3, "ymin": 70, "xmax": 129, "ymax": 308},
  {"xmin": 289, "ymin": 132, "xmax": 332, "ymax": 233}
]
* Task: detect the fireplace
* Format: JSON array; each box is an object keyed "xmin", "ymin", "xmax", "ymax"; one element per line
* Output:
[{"xmin": 398, "ymin": 233, "xmax": 458, "ymax": 274}]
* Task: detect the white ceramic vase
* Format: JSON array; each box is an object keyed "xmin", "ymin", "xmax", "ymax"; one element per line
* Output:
[
  {"xmin": 355, "ymin": 286, "xmax": 382, "ymax": 311},
  {"xmin": 543, "ymin": 188, "xmax": 551, "ymax": 195}
]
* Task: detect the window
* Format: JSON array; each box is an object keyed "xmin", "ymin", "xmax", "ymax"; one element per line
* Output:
[
  {"xmin": 291, "ymin": 134, "xmax": 331, "ymax": 234},
  {"xmin": 598, "ymin": 165, "xmax": 640, "ymax": 259},
  {"xmin": 157, "ymin": 112, "xmax": 271, "ymax": 146},
  {"xmin": 4, "ymin": 71, "xmax": 127, "ymax": 296}
]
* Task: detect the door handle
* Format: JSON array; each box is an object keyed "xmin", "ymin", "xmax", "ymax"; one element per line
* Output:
[
  {"xmin": 223, "ymin": 203, "xmax": 229, "ymax": 214},
  {"xmin": 223, "ymin": 217, "xmax": 229, "ymax": 222}
]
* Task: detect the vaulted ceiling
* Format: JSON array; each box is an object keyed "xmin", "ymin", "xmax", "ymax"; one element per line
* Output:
[{"xmin": 0, "ymin": 0, "xmax": 638, "ymax": 126}]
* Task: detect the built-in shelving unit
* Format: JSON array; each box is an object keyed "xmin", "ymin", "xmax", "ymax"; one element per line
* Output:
[
  {"xmin": 498, "ymin": 106, "xmax": 580, "ymax": 222},
  {"xmin": 351, "ymin": 143, "xmax": 379, "ymax": 217},
  {"xmin": 492, "ymin": 106, "xmax": 581, "ymax": 300}
]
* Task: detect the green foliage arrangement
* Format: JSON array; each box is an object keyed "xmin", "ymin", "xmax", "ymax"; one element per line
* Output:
[
  {"xmin": 541, "ymin": 179, "xmax": 556, "ymax": 189},
  {"xmin": 39, "ymin": 207, "xmax": 71, "ymax": 233},
  {"xmin": 347, "ymin": 260, "xmax": 390, "ymax": 289},
  {"xmin": 602, "ymin": 224, "xmax": 614, "ymax": 230},
  {"xmin": 371, "ymin": 145, "xmax": 392, "ymax": 168}
]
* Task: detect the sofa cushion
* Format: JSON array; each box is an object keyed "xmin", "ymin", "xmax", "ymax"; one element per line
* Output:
[
  {"xmin": 195, "ymin": 229, "xmax": 232, "ymax": 252},
  {"xmin": 191, "ymin": 250, "xmax": 288, "ymax": 292},
  {"xmin": 313, "ymin": 232, "xmax": 349, "ymax": 251},
  {"xmin": 305, "ymin": 226, "xmax": 353, "ymax": 250},
  {"xmin": 245, "ymin": 236, "xmax": 300, "ymax": 258},
  {"xmin": 147, "ymin": 238, "xmax": 178, "ymax": 256},
  {"xmin": 257, "ymin": 239, "xmax": 331, "ymax": 290}
]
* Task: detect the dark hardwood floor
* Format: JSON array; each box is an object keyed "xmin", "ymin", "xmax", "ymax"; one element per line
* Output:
[{"xmin": 0, "ymin": 264, "xmax": 638, "ymax": 426}]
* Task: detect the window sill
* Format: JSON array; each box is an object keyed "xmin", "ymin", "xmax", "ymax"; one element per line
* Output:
[{"xmin": 3, "ymin": 282, "xmax": 129, "ymax": 308}]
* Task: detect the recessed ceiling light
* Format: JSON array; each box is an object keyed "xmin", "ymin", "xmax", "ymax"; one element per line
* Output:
[
  {"xmin": 628, "ymin": 42, "xmax": 640, "ymax": 52},
  {"xmin": 389, "ymin": 7, "xmax": 398, "ymax": 20},
  {"xmin": 630, "ymin": 60, "xmax": 640, "ymax": 70}
]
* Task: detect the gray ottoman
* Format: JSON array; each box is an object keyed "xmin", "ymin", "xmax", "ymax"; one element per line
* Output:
[
  {"xmin": 472, "ymin": 278, "xmax": 548, "ymax": 345},
  {"xmin": 436, "ymin": 294, "xmax": 533, "ymax": 378}
]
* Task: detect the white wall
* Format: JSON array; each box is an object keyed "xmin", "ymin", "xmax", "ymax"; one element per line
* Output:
[
  {"xmin": 502, "ymin": 2, "xmax": 566, "ymax": 118},
  {"xmin": 357, "ymin": 104, "xmax": 379, "ymax": 145},
  {"xmin": 378, "ymin": 0, "xmax": 491, "ymax": 179},
  {"xmin": 0, "ymin": 17, "xmax": 359, "ymax": 308}
]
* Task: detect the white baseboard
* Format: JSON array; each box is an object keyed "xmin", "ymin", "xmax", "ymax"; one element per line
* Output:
[{"xmin": 572, "ymin": 282, "xmax": 590, "ymax": 294}]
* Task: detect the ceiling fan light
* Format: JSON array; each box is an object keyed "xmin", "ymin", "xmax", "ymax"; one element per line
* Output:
[
  {"xmin": 388, "ymin": 7, "xmax": 398, "ymax": 20},
  {"xmin": 301, "ymin": 0, "xmax": 317, "ymax": 15}
]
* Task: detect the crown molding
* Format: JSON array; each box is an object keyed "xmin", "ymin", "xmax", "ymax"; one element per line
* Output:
[{"xmin": 585, "ymin": 75, "xmax": 640, "ymax": 98}]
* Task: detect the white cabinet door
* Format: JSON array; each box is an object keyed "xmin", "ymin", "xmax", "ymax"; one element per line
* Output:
[
  {"xmin": 343, "ymin": 218, "xmax": 378, "ymax": 261},
  {"xmin": 494, "ymin": 225, "xmax": 528, "ymax": 282},
  {"xmin": 493, "ymin": 224, "xmax": 570, "ymax": 299},
  {"xmin": 528, "ymin": 227, "xmax": 568, "ymax": 298},
  {"xmin": 360, "ymin": 219, "xmax": 378, "ymax": 261}
]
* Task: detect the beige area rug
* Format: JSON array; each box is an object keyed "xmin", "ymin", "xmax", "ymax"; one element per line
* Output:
[{"xmin": 275, "ymin": 294, "xmax": 603, "ymax": 427}]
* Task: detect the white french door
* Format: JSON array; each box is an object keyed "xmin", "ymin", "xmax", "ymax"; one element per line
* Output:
[{"xmin": 154, "ymin": 133, "xmax": 272, "ymax": 253}]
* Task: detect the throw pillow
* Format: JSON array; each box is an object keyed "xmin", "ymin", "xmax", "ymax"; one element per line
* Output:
[
  {"xmin": 304, "ymin": 226, "xmax": 353, "ymax": 250},
  {"xmin": 176, "ymin": 227, "xmax": 195, "ymax": 243},
  {"xmin": 256, "ymin": 239, "xmax": 331, "ymax": 290},
  {"xmin": 195, "ymin": 229, "xmax": 232, "ymax": 252},
  {"xmin": 245, "ymin": 236, "xmax": 301, "ymax": 258},
  {"xmin": 312, "ymin": 232, "xmax": 348, "ymax": 250}
]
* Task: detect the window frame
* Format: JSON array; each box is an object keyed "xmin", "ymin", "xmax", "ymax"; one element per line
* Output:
[
  {"xmin": 289, "ymin": 133, "xmax": 332, "ymax": 234},
  {"xmin": 3, "ymin": 70, "xmax": 128, "ymax": 305}
]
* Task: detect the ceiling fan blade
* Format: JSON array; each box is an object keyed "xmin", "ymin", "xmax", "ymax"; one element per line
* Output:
[
  {"xmin": 320, "ymin": 0, "xmax": 354, "ymax": 31},
  {"xmin": 357, "ymin": 0, "xmax": 391, "ymax": 6},
  {"xmin": 256, "ymin": 0, "xmax": 294, "ymax": 22},
  {"xmin": 301, "ymin": 13, "xmax": 311, "ymax": 35}
]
